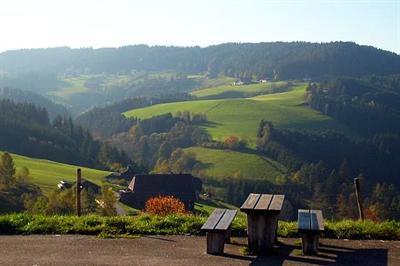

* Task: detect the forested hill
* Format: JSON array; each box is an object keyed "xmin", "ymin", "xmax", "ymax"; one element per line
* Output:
[
  {"xmin": 0, "ymin": 87, "xmax": 69, "ymax": 119},
  {"xmin": 0, "ymin": 99, "xmax": 128, "ymax": 169},
  {"xmin": 0, "ymin": 42, "xmax": 399, "ymax": 79}
]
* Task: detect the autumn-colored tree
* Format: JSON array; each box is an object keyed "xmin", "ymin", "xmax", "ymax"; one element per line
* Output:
[
  {"xmin": 223, "ymin": 135, "xmax": 246, "ymax": 150},
  {"xmin": 144, "ymin": 195, "xmax": 186, "ymax": 216}
]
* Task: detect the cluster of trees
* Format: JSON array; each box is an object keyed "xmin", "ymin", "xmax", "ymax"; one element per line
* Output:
[
  {"xmin": 306, "ymin": 75, "xmax": 400, "ymax": 135},
  {"xmin": 254, "ymin": 119, "xmax": 400, "ymax": 220},
  {"xmin": 0, "ymin": 87, "xmax": 69, "ymax": 119},
  {"xmin": 0, "ymin": 99, "xmax": 128, "ymax": 170},
  {"xmin": 1, "ymin": 42, "xmax": 399, "ymax": 79},
  {"xmin": 0, "ymin": 152, "xmax": 117, "ymax": 215},
  {"xmin": 75, "ymin": 93, "xmax": 193, "ymax": 139},
  {"xmin": 0, "ymin": 152, "xmax": 43, "ymax": 213},
  {"xmin": 108, "ymin": 113, "xmax": 210, "ymax": 173}
]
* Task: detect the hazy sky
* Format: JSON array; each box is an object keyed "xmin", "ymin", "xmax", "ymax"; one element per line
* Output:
[{"xmin": 0, "ymin": 0, "xmax": 399, "ymax": 53}]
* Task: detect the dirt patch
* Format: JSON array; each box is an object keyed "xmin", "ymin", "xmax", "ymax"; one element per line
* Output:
[{"xmin": 0, "ymin": 235, "xmax": 398, "ymax": 265}]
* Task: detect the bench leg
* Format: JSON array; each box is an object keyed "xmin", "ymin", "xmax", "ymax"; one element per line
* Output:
[
  {"xmin": 225, "ymin": 227, "xmax": 231, "ymax": 244},
  {"xmin": 206, "ymin": 232, "xmax": 225, "ymax": 255},
  {"xmin": 247, "ymin": 214, "xmax": 278, "ymax": 253},
  {"xmin": 301, "ymin": 233, "xmax": 319, "ymax": 255}
]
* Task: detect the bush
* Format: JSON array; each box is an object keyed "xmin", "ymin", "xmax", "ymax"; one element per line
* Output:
[{"xmin": 144, "ymin": 196, "xmax": 186, "ymax": 216}]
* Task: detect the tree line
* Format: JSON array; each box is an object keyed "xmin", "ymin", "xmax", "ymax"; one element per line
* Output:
[
  {"xmin": 1, "ymin": 42, "xmax": 399, "ymax": 79},
  {"xmin": 0, "ymin": 99, "xmax": 128, "ymax": 170}
]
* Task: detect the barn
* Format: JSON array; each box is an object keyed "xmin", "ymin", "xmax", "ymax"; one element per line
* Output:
[{"xmin": 119, "ymin": 174, "xmax": 202, "ymax": 211}]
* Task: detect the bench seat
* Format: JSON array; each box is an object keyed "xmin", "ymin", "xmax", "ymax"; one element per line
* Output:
[
  {"xmin": 201, "ymin": 208, "xmax": 237, "ymax": 255},
  {"xmin": 298, "ymin": 209, "xmax": 324, "ymax": 255}
]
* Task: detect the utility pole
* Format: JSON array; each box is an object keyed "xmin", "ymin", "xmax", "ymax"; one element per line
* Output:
[
  {"xmin": 353, "ymin": 178, "xmax": 364, "ymax": 221},
  {"xmin": 76, "ymin": 168, "xmax": 82, "ymax": 216}
]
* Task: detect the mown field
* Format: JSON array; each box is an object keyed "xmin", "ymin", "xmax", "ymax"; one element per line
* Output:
[
  {"xmin": 5, "ymin": 152, "xmax": 111, "ymax": 194},
  {"xmin": 190, "ymin": 81, "xmax": 288, "ymax": 98},
  {"xmin": 185, "ymin": 147, "xmax": 286, "ymax": 182},
  {"xmin": 124, "ymin": 84, "xmax": 356, "ymax": 145}
]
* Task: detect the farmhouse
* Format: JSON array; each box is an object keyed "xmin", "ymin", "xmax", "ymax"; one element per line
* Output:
[
  {"xmin": 233, "ymin": 77, "xmax": 252, "ymax": 86},
  {"xmin": 120, "ymin": 174, "xmax": 202, "ymax": 211},
  {"xmin": 57, "ymin": 179, "xmax": 100, "ymax": 194}
]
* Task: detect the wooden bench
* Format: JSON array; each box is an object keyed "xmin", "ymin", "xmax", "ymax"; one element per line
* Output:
[
  {"xmin": 201, "ymin": 208, "xmax": 237, "ymax": 255},
  {"xmin": 240, "ymin": 193, "xmax": 285, "ymax": 253},
  {"xmin": 298, "ymin": 209, "xmax": 324, "ymax": 255}
]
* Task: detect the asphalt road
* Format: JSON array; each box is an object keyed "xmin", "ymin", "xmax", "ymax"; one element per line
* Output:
[{"xmin": 0, "ymin": 235, "xmax": 398, "ymax": 265}]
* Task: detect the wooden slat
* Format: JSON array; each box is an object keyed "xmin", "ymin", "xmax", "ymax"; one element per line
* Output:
[
  {"xmin": 298, "ymin": 209, "xmax": 311, "ymax": 231},
  {"xmin": 310, "ymin": 210, "xmax": 324, "ymax": 231},
  {"xmin": 254, "ymin": 194, "xmax": 273, "ymax": 210},
  {"xmin": 201, "ymin": 208, "xmax": 225, "ymax": 231},
  {"xmin": 215, "ymin": 210, "xmax": 237, "ymax": 231},
  {"xmin": 240, "ymin": 193, "xmax": 261, "ymax": 210},
  {"xmin": 268, "ymin": 194, "xmax": 285, "ymax": 211}
]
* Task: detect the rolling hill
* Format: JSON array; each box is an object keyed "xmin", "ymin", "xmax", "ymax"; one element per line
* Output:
[
  {"xmin": 6, "ymin": 151, "xmax": 111, "ymax": 194},
  {"xmin": 185, "ymin": 147, "xmax": 286, "ymax": 182},
  {"xmin": 124, "ymin": 83, "xmax": 357, "ymax": 145},
  {"xmin": 190, "ymin": 81, "xmax": 289, "ymax": 99}
]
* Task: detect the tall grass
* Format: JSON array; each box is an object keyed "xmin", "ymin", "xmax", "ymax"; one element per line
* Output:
[{"xmin": 0, "ymin": 214, "xmax": 399, "ymax": 240}]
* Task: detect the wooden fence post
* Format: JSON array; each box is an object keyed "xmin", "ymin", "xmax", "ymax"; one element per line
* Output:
[
  {"xmin": 353, "ymin": 178, "xmax": 364, "ymax": 221},
  {"xmin": 76, "ymin": 168, "xmax": 82, "ymax": 216}
]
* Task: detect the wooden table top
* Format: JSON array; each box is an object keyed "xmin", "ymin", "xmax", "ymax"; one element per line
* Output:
[{"xmin": 240, "ymin": 193, "xmax": 285, "ymax": 214}]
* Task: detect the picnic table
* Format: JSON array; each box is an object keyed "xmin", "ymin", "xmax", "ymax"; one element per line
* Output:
[{"xmin": 240, "ymin": 193, "xmax": 285, "ymax": 253}]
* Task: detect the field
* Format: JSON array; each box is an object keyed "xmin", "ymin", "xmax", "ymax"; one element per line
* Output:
[
  {"xmin": 185, "ymin": 147, "xmax": 286, "ymax": 182},
  {"xmin": 190, "ymin": 81, "xmax": 288, "ymax": 98},
  {"xmin": 6, "ymin": 152, "xmax": 111, "ymax": 194},
  {"xmin": 48, "ymin": 76, "xmax": 90, "ymax": 100},
  {"xmin": 124, "ymin": 84, "xmax": 356, "ymax": 145}
]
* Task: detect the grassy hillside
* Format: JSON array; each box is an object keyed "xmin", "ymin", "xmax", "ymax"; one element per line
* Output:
[
  {"xmin": 48, "ymin": 76, "xmax": 90, "ymax": 100},
  {"xmin": 124, "ymin": 84, "xmax": 356, "ymax": 145},
  {"xmin": 185, "ymin": 147, "xmax": 286, "ymax": 182},
  {"xmin": 190, "ymin": 81, "xmax": 288, "ymax": 98},
  {"xmin": 5, "ymin": 152, "xmax": 111, "ymax": 194}
]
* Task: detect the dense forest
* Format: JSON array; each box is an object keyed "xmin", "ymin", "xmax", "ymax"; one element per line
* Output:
[
  {"xmin": 1, "ymin": 42, "xmax": 399, "ymax": 79},
  {"xmin": 0, "ymin": 87, "xmax": 69, "ymax": 119},
  {"xmin": 0, "ymin": 99, "xmax": 128, "ymax": 169}
]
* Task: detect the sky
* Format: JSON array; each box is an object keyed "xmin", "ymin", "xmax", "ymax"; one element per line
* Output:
[{"xmin": 0, "ymin": 0, "xmax": 399, "ymax": 53}]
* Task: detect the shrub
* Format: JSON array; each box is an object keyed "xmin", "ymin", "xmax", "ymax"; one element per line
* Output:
[
  {"xmin": 223, "ymin": 136, "xmax": 247, "ymax": 150},
  {"xmin": 144, "ymin": 196, "xmax": 186, "ymax": 216}
]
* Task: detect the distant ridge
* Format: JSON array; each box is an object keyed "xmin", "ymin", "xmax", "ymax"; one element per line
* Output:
[{"xmin": 0, "ymin": 42, "xmax": 399, "ymax": 79}]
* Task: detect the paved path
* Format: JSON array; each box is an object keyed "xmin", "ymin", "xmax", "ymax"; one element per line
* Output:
[{"xmin": 0, "ymin": 235, "xmax": 399, "ymax": 265}]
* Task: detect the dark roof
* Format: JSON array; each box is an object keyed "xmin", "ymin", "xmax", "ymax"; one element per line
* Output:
[
  {"xmin": 58, "ymin": 179, "xmax": 100, "ymax": 194},
  {"xmin": 128, "ymin": 174, "xmax": 196, "ymax": 199}
]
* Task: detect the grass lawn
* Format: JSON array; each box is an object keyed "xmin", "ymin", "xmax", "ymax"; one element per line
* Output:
[
  {"xmin": 124, "ymin": 84, "xmax": 357, "ymax": 146},
  {"xmin": 185, "ymin": 147, "xmax": 286, "ymax": 182},
  {"xmin": 4, "ymin": 152, "xmax": 111, "ymax": 195}
]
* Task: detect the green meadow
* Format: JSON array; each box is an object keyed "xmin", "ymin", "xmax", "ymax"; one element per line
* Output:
[
  {"xmin": 48, "ymin": 75, "xmax": 90, "ymax": 100},
  {"xmin": 190, "ymin": 81, "xmax": 288, "ymax": 98},
  {"xmin": 124, "ymin": 84, "xmax": 356, "ymax": 145},
  {"xmin": 185, "ymin": 147, "xmax": 286, "ymax": 182},
  {"xmin": 4, "ymin": 152, "xmax": 111, "ymax": 195}
]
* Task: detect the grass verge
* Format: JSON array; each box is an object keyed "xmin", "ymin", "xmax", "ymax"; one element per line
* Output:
[{"xmin": 0, "ymin": 214, "xmax": 399, "ymax": 240}]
